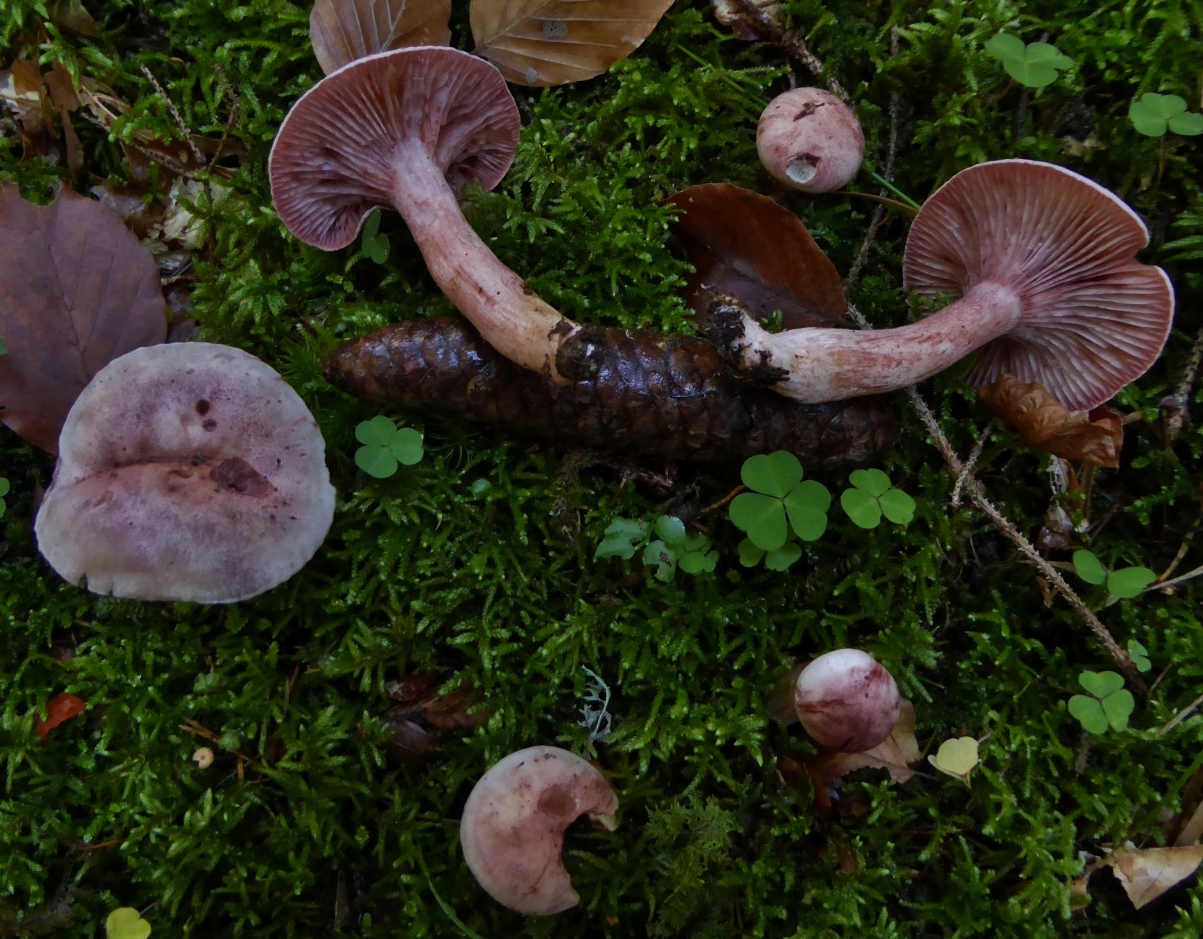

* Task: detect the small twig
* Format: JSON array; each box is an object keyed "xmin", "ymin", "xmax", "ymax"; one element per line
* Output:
[
  {"xmin": 1160, "ymin": 323, "xmax": 1203, "ymax": 446},
  {"xmin": 1160, "ymin": 689, "xmax": 1203, "ymax": 736},
  {"xmin": 1156, "ymin": 505, "xmax": 1201, "ymax": 581},
  {"xmin": 140, "ymin": 64, "xmax": 205, "ymax": 170},
  {"xmin": 701, "ymin": 484, "xmax": 747, "ymax": 515},
  {"xmin": 1147, "ymin": 561, "xmax": 1203, "ymax": 595},
  {"xmin": 951, "ymin": 421, "xmax": 995, "ymax": 508},
  {"xmin": 728, "ymin": 0, "xmax": 848, "ymax": 100}
]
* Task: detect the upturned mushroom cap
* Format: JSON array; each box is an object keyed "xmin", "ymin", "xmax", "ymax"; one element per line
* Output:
[
  {"xmin": 460, "ymin": 745, "xmax": 618, "ymax": 916},
  {"xmin": 35, "ymin": 343, "xmax": 336, "ymax": 603},
  {"xmin": 756, "ymin": 88, "xmax": 865, "ymax": 193},
  {"xmin": 904, "ymin": 159, "xmax": 1174, "ymax": 411},
  {"xmin": 269, "ymin": 46, "xmax": 520, "ymax": 251},
  {"xmin": 794, "ymin": 649, "xmax": 902, "ymax": 752}
]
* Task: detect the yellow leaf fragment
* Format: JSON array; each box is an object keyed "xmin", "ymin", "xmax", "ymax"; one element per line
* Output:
[
  {"xmin": 928, "ymin": 736, "xmax": 980, "ymax": 781},
  {"xmin": 1107, "ymin": 844, "xmax": 1203, "ymax": 909}
]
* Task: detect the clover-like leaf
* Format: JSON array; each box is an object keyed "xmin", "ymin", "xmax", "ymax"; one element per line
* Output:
[
  {"xmin": 678, "ymin": 547, "xmax": 717, "ymax": 575},
  {"xmin": 354, "ymin": 415, "xmax": 423, "ymax": 477},
  {"xmin": 360, "ymin": 209, "xmax": 391, "ymax": 264},
  {"xmin": 1129, "ymin": 93, "xmax": 1203, "ymax": 137},
  {"xmin": 737, "ymin": 537, "xmax": 765, "ymax": 568},
  {"xmin": 595, "ymin": 518, "xmax": 646, "ymax": 560},
  {"xmin": 642, "ymin": 540, "xmax": 678, "ymax": 582},
  {"xmin": 840, "ymin": 487, "xmax": 881, "ymax": 529},
  {"xmin": 1068, "ymin": 694, "xmax": 1109, "ymax": 734},
  {"xmin": 1078, "ymin": 670, "xmax": 1125, "ymax": 698},
  {"xmin": 1128, "ymin": 639, "xmax": 1151, "ymax": 673},
  {"xmin": 763, "ymin": 542, "xmax": 802, "ymax": 571},
  {"xmin": 0, "ymin": 476, "xmax": 8, "ymax": 518},
  {"xmin": 928, "ymin": 736, "xmax": 979, "ymax": 781},
  {"xmin": 654, "ymin": 515, "xmax": 688, "ymax": 545},
  {"xmin": 1072, "ymin": 549, "xmax": 1108, "ymax": 586},
  {"xmin": 741, "ymin": 450, "xmax": 803, "ymax": 498},
  {"xmin": 984, "ymin": 33, "xmax": 1072, "ymax": 88},
  {"xmin": 106, "ymin": 908, "xmax": 152, "ymax": 939},
  {"xmin": 783, "ymin": 479, "xmax": 830, "ymax": 541},
  {"xmin": 1101, "ymin": 689, "xmax": 1135, "ymax": 731},
  {"xmin": 1107, "ymin": 566, "xmax": 1156, "ymax": 599},
  {"xmin": 847, "ymin": 467, "xmax": 891, "ymax": 497},
  {"xmin": 840, "ymin": 469, "xmax": 914, "ymax": 529},
  {"xmin": 730, "ymin": 491, "xmax": 788, "ymax": 551}
]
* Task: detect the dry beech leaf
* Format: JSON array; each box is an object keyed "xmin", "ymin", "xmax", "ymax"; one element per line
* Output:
[
  {"xmin": 48, "ymin": 0, "xmax": 100, "ymax": 35},
  {"xmin": 711, "ymin": 0, "xmax": 784, "ymax": 40},
  {"xmin": 470, "ymin": 0, "xmax": 674, "ymax": 87},
  {"xmin": 1105, "ymin": 845, "xmax": 1203, "ymax": 909},
  {"xmin": 802, "ymin": 700, "xmax": 921, "ymax": 808},
  {"xmin": 0, "ymin": 186, "xmax": 167, "ymax": 454},
  {"xmin": 977, "ymin": 375, "xmax": 1123, "ymax": 469},
  {"xmin": 309, "ymin": 0, "xmax": 452, "ymax": 74},
  {"xmin": 665, "ymin": 183, "xmax": 847, "ymax": 330}
]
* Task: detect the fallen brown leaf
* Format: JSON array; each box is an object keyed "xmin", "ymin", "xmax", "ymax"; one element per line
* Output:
[
  {"xmin": 1106, "ymin": 844, "xmax": 1203, "ymax": 909},
  {"xmin": 0, "ymin": 186, "xmax": 167, "ymax": 453},
  {"xmin": 801, "ymin": 700, "xmax": 921, "ymax": 809},
  {"xmin": 309, "ymin": 0, "xmax": 452, "ymax": 74},
  {"xmin": 381, "ymin": 678, "xmax": 486, "ymax": 768},
  {"xmin": 977, "ymin": 375, "xmax": 1123, "ymax": 468},
  {"xmin": 470, "ymin": 0, "xmax": 675, "ymax": 86},
  {"xmin": 665, "ymin": 183, "xmax": 846, "ymax": 330},
  {"xmin": 48, "ymin": 0, "xmax": 100, "ymax": 35}
]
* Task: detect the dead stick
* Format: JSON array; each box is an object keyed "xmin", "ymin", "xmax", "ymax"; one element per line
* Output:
[{"xmin": 728, "ymin": 0, "xmax": 848, "ymax": 100}]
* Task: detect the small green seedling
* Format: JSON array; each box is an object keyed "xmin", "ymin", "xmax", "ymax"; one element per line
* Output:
[
  {"xmin": 359, "ymin": 209, "xmax": 390, "ymax": 263},
  {"xmin": 1072, "ymin": 549, "xmax": 1156, "ymax": 599},
  {"xmin": 984, "ymin": 33, "xmax": 1072, "ymax": 89},
  {"xmin": 597, "ymin": 516, "xmax": 716, "ymax": 581},
  {"xmin": 1128, "ymin": 93, "xmax": 1203, "ymax": 138},
  {"xmin": 354, "ymin": 416, "xmax": 423, "ymax": 478},
  {"xmin": 840, "ymin": 468, "xmax": 915, "ymax": 529},
  {"xmin": 0, "ymin": 477, "xmax": 8, "ymax": 518},
  {"xmin": 730, "ymin": 451, "xmax": 830, "ymax": 553},
  {"xmin": 1068, "ymin": 671, "xmax": 1134, "ymax": 734},
  {"xmin": 928, "ymin": 736, "xmax": 980, "ymax": 783},
  {"xmin": 106, "ymin": 907, "xmax": 152, "ymax": 939},
  {"xmin": 1128, "ymin": 639, "xmax": 1152, "ymax": 673},
  {"xmin": 595, "ymin": 518, "xmax": 648, "ymax": 561}
]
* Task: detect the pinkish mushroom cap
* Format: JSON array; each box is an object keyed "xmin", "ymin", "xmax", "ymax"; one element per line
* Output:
[
  {"xmin": 794, "ymin": 649, "xmax": 902, "ymax": 753},
  {"xmin": 270, "ymin": 46, "xmax": 520, "ymax": 251},
  {"xmin": 904, "ymin": 159, "xmax": 1175, "ymax": 411},
  {"xmin": 34, "ymin": 343, "xmax": 336, "ymax": 603},
  {"xmin": 460, "ymin": 745, "xmax": 619, "ymax": 915},
  {"xmin": 756, "ymin": 88, "xmax": 864, "ymax": 193}
]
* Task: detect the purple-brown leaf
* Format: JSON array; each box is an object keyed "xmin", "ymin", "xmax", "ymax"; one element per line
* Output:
[
  {"xmin": 0, "ymin": 186, "xmax": 167, "ymax": 453},
  {"xmin": 665, "ymin": 183, "xmax": 847, "ymax": 330}
]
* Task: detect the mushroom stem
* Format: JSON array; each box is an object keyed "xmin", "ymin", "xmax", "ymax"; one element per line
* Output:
[
  {"xmin": 391, "ymin": 138, "xmax": 578, "ymax": 382},
  {"xmin": 717, "ymin": 281, "xmax": 1022, "ymax": 403}
]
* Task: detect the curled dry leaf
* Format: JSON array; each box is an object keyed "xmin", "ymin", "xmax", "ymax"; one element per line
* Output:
[
  {"xmin": 0, "ymin": 186, "xmax": 167, "ymax": 453},
  {"xmin": 310, "ymin": 0, "xmax": 452, "ymax": 74},
  {"xmin": 34, "ymin": 692, "xmax": 87, "ymax": 742},
  {"xmin": 664, "ymin": 183, "xmax": 847, "ymax": 330},
  {"xmin": 1105, "ymin": 844, "xmax": 1203, "ymax": 909},
  {"xmin": 381, "ymin": 678, "xmax": 485, "ymax": 768},
  {"xmin": 470, "ymin": 0, "xmax": 675, "ymax": 86},
  {"xmin": 977, "ymin": 375, "xmax": 1123, "ymax": 469},
  {"xmin": 801, "ymin": 700, "xmax": 921, "ymax": 809},
  {"xmin": 711, "ymin": 0, "xmax": 784, "ymax": 40}
]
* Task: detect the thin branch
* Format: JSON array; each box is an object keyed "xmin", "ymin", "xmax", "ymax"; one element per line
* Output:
[{"xmin": 727, "ymin": 0, "xmax": 848, "ymax": 100}]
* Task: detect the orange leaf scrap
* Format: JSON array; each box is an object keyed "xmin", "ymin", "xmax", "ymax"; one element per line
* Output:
[{"xmin": 34, "ymin": 692, "xmax": 87, "ymax": 742}]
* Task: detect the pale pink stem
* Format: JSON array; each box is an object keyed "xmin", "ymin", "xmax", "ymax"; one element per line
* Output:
[
  {"xmin": 733, "ymin": 282, "xmax": 1022, "ymax": 402},
  {"xmin": 390, "ymin": 138, "xmax": 578, "ymax": 382}
]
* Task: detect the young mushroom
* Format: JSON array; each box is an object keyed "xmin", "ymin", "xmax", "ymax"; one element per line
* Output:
[
  {"xmin": 709, "ymin": 160, "xmax": 1175, "ymax": 411},
  {"xmin": 460, "ymin": 745, "xmax": 618, "ymax": 916},
  {"xmin": 793, "ymin": 649, "xmax": 902, "ymax": 753},
  {"xmin": 756, "ymin": 87, "xmax": 865, "ymax": 193},
  {"xmin": 35, "ymin": 343, "xmax": 336, "ymax": 603},
  {"xmin": 270, "ymin": 46, "xmax": 580, "ymax": 382}
]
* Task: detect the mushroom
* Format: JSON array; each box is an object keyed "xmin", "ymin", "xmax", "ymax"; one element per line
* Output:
[
  {"xmin": 793, "ymin": 649, "xmax": 902, "ymax": 753},
  {"xmin": 459, "ymin": 745, "xmax": 618, "ymax": 915},
  {"xmin": 34, "ymin": 343, "xmax": 336, "ymax": 603},
  {"xmin": 756, "ymin": 87, "xmax": 864, "ymax": 193},
  {"xmin": 269, "ymin": 46, "xmax": 580, "ymax": 382},
  {"xmin": 708, "ymin": 160, "xmax": 1175, "ymax": 410}
]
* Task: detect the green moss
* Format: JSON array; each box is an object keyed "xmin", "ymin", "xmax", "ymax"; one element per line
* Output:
[{"xmin": 2, "ymin": 0, "xmax": 1202, "ymax": 935}]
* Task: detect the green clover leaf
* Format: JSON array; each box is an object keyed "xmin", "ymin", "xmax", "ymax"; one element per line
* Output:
[
  {"xmin": 106, "ymin": 907, "xmax": 152, "ymax": 939},
  {"xmin": 643, "ymin": 540, "xmax": 678, "ymax": 582},
  {"xmin": 360, "ymin": 209, "xmax": 391, "ymax": 264},
  {"xmin": 654, "ymin": 515, "xmax": 687, "ymax": 545},
  {"xmin": 1128, "ymin": 639, "xmax": 1151, "ymax": 673},
  {"xmin": 737, "ymin": 538, "xmax": 802, "ymax": 571},
  {"xmin": 1072, "ymin": 549, "xmax": 1107, "ymax": 585},
  {"xmin": 1070, "ymin": 671, "xmax": 1134, "ymax": 733},
  {"xmin": 595, "ymin": 518, "xmax": 647, "ymax": 560},
  {"xmin": 0, "ymin": 477, "xmax": 8, "ymax": 518},
  {"xmin": 731, "ymin": 452, "xmax": 831, "ymax": 550},
  {"xmin": 354, "ymin": 416, "xmax": 424, "ymax": 478},
  {"xmin": 984, "ymin": 34, "xmax": 1072, "ymax": 88},
  {"xmin": 840, "ymin": 468, "xmax": 915, "ymax": 529},
  {"xmin": 1129, "ymin": 93, "xmax": 1203, "ymax": 138},
  {"xmin": 1072, "ymin": 550, "xmax": 1155, "ymax": 598}
]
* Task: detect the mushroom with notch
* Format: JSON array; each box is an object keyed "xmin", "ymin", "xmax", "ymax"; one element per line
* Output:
[
  {"xmin": 708, "ymin": 160, "xmax": 1175, "ymax": 411},
  {"xmin": 35, "ymin": 342, "xmax": 336, "ymax": 603},
  {"xmin": 270, "ymin": 46, "xmax": 582, "ymax": 382},
  {"xmin": 460, "ymin": 745, "xmax": 618, "ymax": 915}
]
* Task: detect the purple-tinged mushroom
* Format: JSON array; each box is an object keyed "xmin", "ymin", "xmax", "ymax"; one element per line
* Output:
[
  {"xmin": 711, "ymin": 160, "xmax": 1175, "ymax": 411},
  {"xmin": 460, "ymin": 745, "xmax": 618, "ymax": 915},
  {"xmin": 34, "ymin": 343, "xmax": 335, "ymax": 603},
  {"xmin": 270, "ymin": 47, "xmax": 581, "ymax": 382},
  {"xmin": 756, "ymin": 88, "xmax": 864, "ymax": 193},
  {"xmin": 794, "ymin": 649, "xmax": 902, "ymax": 753}
]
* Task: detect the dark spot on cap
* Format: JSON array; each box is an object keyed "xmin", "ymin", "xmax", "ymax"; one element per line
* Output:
[
  {"xmin": 195, "ymin": 399, "xmax": 211, "ymax": 415},
  {"xmin": 210, "ymin": 457, "xmax": 272, "ymax": 497},
  {"xmin": 202, "ymin": 419, "xmax": 217, "ymax": 432}
]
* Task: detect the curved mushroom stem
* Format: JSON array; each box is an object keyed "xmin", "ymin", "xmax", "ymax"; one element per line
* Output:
[
  {"xmin": 391, "ymin": 138, "xmax": 579, "ymax": 382},
  {"xmin": 716, "ymin": 281, "xmax": 1022, "ymax": 403}
]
